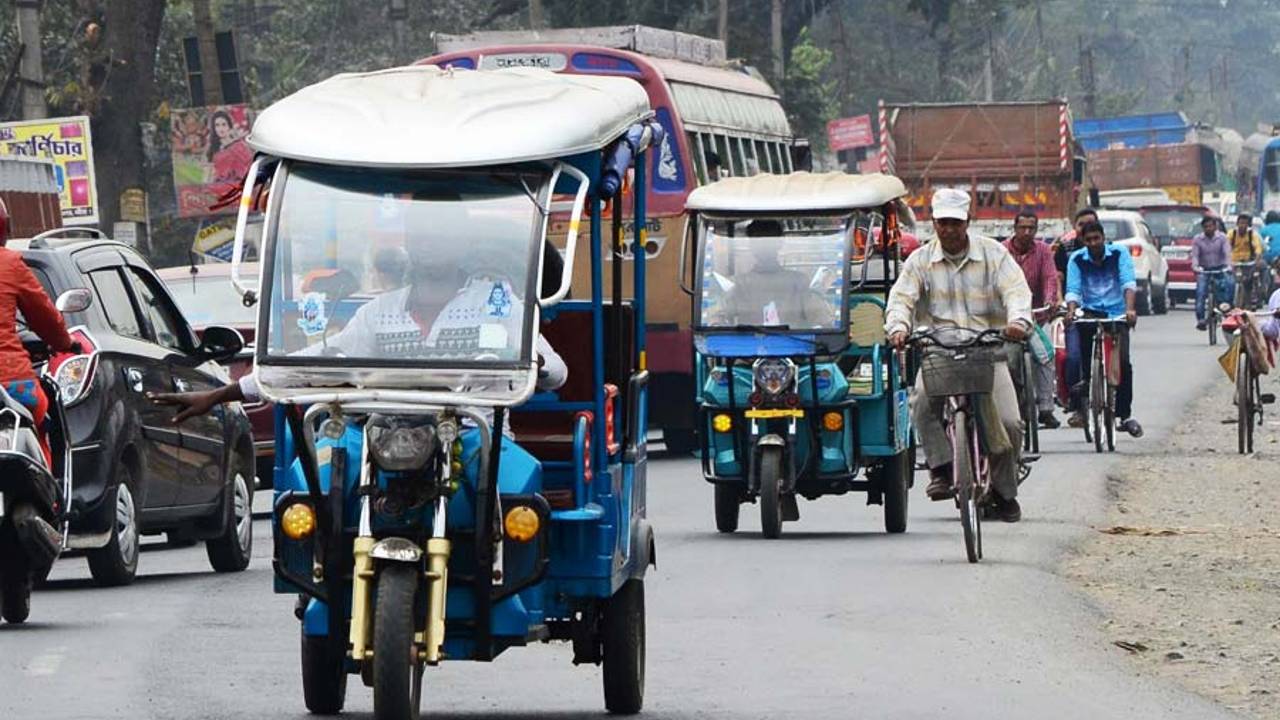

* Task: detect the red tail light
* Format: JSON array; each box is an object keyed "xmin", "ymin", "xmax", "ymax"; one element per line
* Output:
[
  {"xmin": 574, "ymin": 411, "xmax": 594, "ymax": 486},
  {"xmin": 47, "ymin": 327, "xmax": 98, "ymax": 406},
  {"xmin": 1128, "ymin": 245, "xmax": 1143, "ymax": 258},
  {"xmin": 603, "ymin": 383, "xmax": 620, "ymax": 455}
]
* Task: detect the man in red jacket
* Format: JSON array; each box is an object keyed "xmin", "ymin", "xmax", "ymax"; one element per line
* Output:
[{"xmin": 0, "ymin": 199, "xmax": 79, "ymax": 464}]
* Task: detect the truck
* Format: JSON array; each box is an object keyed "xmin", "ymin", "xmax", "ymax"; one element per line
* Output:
[
  {"xmin": 0, "ymin": 156, "xmax": 61, "ymax": 237},
  {"xmin": 1075, "ymin": 112, "xmax": 1219, "ymax": 207},
  {"xmin": 879, "ymin": 100, "xmax": 1087, "ymax": 241}
]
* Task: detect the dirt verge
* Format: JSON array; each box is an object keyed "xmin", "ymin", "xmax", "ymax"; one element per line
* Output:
[{"xmin": 1065, "ymin": 371, "xmax": 1280, "ymax": 719}]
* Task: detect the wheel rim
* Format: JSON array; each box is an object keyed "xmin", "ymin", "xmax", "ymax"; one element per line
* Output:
[
  {"xmin": 233, "ymin": 472, "xmax": 252, "ymax": 554},
  {"xmin": 115, "ymin": 484, "xmax": 138, "ymax": 565}
]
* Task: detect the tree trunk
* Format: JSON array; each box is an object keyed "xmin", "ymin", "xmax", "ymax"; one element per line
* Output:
[
  {"xmin": 718, "ymin": 0, "xmax": 728, "ymax": 46},
  {"xmin": 15, "ymin": 0, "xmax": 47, "ymax": 119},
  {"xmin": 192, "ymin": 0, "xmax": 223, "ymax": 105},
  {"xmin": 771, "ymin": 0, "xmax": 784, "ymax": 81},
  {"xmin": 89, "ymin": 0, "xmax": 168, "ymax": 234}
]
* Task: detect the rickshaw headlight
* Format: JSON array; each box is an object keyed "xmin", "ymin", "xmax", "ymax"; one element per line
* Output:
[
  {"xmin": 369, "ymin": 424, "xmax": 438, "ymax": 472},
  {"xmin": 281, "ymin": 503, "xmax": 316, "ymax": 541},
  {"xmin": 753, "ymin": 359, "xmax": 795, "ymax": 396},
  {"xmin": 503, "ymin": 506, "xmax": 540, "ymax": 542},
  {"xmin": 712, "ymin": 413, "xmax": 733, "ymax": 433},
  {"xmin": 822, "ymin": 412, "xmax": 844, "ymax": 432}
]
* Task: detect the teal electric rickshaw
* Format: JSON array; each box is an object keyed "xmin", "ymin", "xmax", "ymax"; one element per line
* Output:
[
  {"xmin": 228, "ymin": 66, "xmax": 658, "ymax": 718},
  {"xmin": 682, "ymin": 173, "xmax": 915, "ymax": 538}
]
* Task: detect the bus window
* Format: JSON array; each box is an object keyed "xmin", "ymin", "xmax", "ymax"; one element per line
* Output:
[
  {"xmin": 717, "ymin": 134, "xmax": 737, "ymax": 177},
  {"xmin": 1266, "ymin": 153, "xmax": 1280, "ymax": 193},
  {"xmin": 781, "ymin": 144, "xmax": 794, "ymax": 173},
  {"xmin": 754, "ymin": 140, "xmax": 771, "ymax": 173},
  {"xmin": 734, "ymin": 137, "xmax": 754, "ymax": 176},
  {"xmin": 688, "ymin": 132, "xmax": 708, "ymax": 185}
]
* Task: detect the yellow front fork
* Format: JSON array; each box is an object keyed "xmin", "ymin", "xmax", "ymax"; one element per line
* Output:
[
  {"xmin": 348, "ymin": 535, "xmax": 376, "ymax": 662},
  {"xmin": 422, "ymin": 537, "xmax": 451, "ymax": 664}
]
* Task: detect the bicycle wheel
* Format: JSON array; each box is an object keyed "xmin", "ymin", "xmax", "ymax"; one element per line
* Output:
[
  {"xmin": 1091, "ymin": 345, "xmax": 1105, "ymax": 454},
  {"xmin": 1104, "ymin": 382, "xmax": 1116, "ymax": 452},
  {"xmin": 1237, "ymin": 350, "xmax": 1252, "ymax": 454},
  {"xmin": 951, "ymin": 410, "xmax": 980, "ymax": 564},
  {"xmin": 1023, "ymin": 350, "xmax": 1040, "ymax": 454},
  {"xmin": 1209, "ymin": 308, "xmax": 1219, "ymax": 346}
]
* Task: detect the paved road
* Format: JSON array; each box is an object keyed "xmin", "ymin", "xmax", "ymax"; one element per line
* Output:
[{"xmin": 0, "ymin": 312, "xmax": 1243, "ymax": 719}]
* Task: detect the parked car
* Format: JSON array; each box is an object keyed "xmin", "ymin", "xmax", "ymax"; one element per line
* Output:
[
  {"xmin": 1094, "ymin": 209, "xmax": 1171, "ymax": 315},
  {"xmin": 1139, "ymin": 205, "xmax": 1213, "ymax": 307},
  {"xmin": 158, "ymin": 262, "xmax": 272, "ymax": 488},
  {"xmin": 13, "ymin": 228, "xmax": 255, "ymax": 586}
]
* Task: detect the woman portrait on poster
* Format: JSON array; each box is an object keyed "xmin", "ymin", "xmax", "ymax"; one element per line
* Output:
[{"xmin": 207, "ymin": 109, "xmax": 253, "ymax": 184}]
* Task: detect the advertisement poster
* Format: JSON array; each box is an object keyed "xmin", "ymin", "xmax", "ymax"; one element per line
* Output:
[
  {"xmin": 171, "ymin": 104, "xmax": 254, "ymax": 218},
  {"xmin": 0, "ymin": 116, "xmax": 99, "ymax": 225}
]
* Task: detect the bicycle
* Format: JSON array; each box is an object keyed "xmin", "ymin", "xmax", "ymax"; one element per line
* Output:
[
  {"xmin": 1222, "ymin": 309, "xmax": 1279, "ymax": 454},
  {"xmin": 1233, "ymin": 261, "xmax": 1263, "ymax": 311},
  {"xmin": 909, "ymin": 327, "xmax": 1006, "ymax": 563},
  {"xmin": 1199, "ymin": 268, "xmax": 1231, "ymax": 346},
  {"xmin": 1071, "ymin": 315, "xmax": 1127, "ymax": 453}
]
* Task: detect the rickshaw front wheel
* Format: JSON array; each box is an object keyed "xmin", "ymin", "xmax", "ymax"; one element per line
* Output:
[
  {"xmin": 713, "ymin": 484, "xmax": 741, "ymax": 533},
  {"xmin": 758, "ymin": 447, "xmax": 784, "ymax": 539},
  {"xmin": 602, "ymin": 578, "xmax": 645, "ymax": 715},
  {"xmin": 373, "ymin": 565, "xmax": 424, "ymax": 720},
  {"xmin": 301, "ymin": 627, "xmax": 347, "ymax": 714},
  {"xmin": 882, "ymin": 452, "xmax": 911, "ymax": 534}
]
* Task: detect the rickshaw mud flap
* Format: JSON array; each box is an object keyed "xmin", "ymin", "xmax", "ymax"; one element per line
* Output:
[
  {"xmin": 286, "ymin": 408, "xmax": 335, "ymax": 542},
  {"xmin": 486, "ymin": 493, "xmax": 551, "ymax": 604},
  {"xmin": 271, "ymin": 489, "xmax": 330, "ymax": 605}
]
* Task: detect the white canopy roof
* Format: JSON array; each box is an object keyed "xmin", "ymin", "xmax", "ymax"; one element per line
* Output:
[
  {"xmin": 686, "ymin": 172, "xmax": 908, "ymax": 212},
  {"xmin": 248, "ymin": 65, "xmax": 651, "ymax": 168}
]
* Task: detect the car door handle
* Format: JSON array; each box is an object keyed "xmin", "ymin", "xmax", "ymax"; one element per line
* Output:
[{"xmin": 124, "ymin": 367, "xmax": 143, "ymax": 393}]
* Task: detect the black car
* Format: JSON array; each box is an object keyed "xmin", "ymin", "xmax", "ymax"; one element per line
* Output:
[{"xmin": 13, "ymin": 228, "xmax": 254, "ymax": 586}]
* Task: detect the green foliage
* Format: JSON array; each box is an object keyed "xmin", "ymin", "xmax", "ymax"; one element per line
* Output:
[{"xmin": 785, "ymin": 29, "xmax": 836, "ymax": 151}]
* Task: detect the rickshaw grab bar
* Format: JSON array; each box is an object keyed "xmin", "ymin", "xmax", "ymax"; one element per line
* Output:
[
  {"xmin": 264, "ymin": 370, "xmax": 539, "ymax": 410},
  {"xmin": 540, "ymin": 162, "xmax": 590, "ymax": 308},
  {"xmin": 230, "ymin": 156, "xmax": 265, "ymax": 305}
]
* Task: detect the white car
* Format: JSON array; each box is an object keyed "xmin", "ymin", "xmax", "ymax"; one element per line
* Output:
[{"xmin": 1095, "ymin": 210, "xmax": 1171, "ymax": 315}]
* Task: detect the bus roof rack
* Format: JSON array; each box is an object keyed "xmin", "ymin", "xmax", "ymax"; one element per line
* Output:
[{"xmin": 433, "ymin": 25, "xmax": 727, "ymax": 66}]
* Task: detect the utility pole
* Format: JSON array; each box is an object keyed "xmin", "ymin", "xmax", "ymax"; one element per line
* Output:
[
  {"xmin": 984, "ymin": 26, "xmax": 995, "ymax": 102},
  {"xmin": 718, "ymin": 0, "xmax": 729, "ymax": 46},
  {"xmin": 529, "ymin": 0, "xmax": 545, "ymax": 29},
  {"xmin": 1078, "ymin": 35, "xmax": 1096, "ymax": 117},
  {"xmin": 771, "ymin": 0, "xmax": 784, "ymax": 81},
  {"xmin": 193, "ymin": 0, "xmax": 224, "ymax": 106},
  {"xmin": 15, "ymin": 0, "xmax": 47, "ymax": 119}
]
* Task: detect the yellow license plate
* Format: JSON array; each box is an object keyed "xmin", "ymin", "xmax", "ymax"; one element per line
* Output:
[{"xmin": 744, "ymin": 408, "xmax": 805, "ymax": 419}]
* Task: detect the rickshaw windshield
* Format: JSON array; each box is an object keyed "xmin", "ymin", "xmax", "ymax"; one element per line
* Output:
[
  {"xmin": 263, "ymin": 164, "xmax": 547, "ymax": 369},
  {"xmin": 696, "ymin": 214, "xmax": 851, "ymax": 333}
]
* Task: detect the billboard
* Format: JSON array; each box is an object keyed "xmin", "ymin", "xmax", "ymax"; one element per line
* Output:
[
  {"xmin": 170, "ymin": 104, "xmax": 254, "ymax": 218},
  {"xmin": 827, "ymin": 115, "xmax": 875, "ymax": 152},
  {"xmin": 0, "ymin": 116, "xmax": 99, "ymax": 225}
]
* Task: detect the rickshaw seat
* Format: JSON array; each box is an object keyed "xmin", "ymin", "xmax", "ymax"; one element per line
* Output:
[
  {"xmin": 510, "ymin": 302, "xmax": 633, "ymax": 464},
  {"xmin": 848, "ymin": 295, "xmax": 886, "ymax": 348}
]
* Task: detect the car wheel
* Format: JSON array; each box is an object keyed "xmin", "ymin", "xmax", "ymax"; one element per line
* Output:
[
  {"xmin": 207, "ymin": 455, "xmax": 253, "ymax": 573},
  {"xmin": 1135, "ymin": 281, "xmax": 1152, "ymax": 316},
  {"xmin": 1152, "ymin": 282, "xmax": 1169, "ymax": 315},
  {"xmin": 87, "ymin": 465, "xmax": 140, "ymax": 587}
]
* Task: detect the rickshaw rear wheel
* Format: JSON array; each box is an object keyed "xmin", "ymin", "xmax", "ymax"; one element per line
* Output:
[
  {"xmin": 373, "ymin": 565, "xmax": 424, "ymax": 720},
  {"xmin": 757, "ymin": 447, "xmax": 783, "ymax": 539},
  {"xmin": 301, "ymin": 628, "xmax": 347, "ymax": 714},
  {"xmin": 0, "ymin": 541, "xmax": 32, "ymax": 624},
  {"xmin": 602, "ymin": 578, "xmax": 645, "ymax": 715},
  {"xmin": 662, "ymin": 428, "xmax": 698, "ymax": 456},
  {"xmin": 713, "ymin": 484, "xmax": 740, "ymax": 533},
  {"xmin": 882, "ymin": 453, "xmax": 910, "ymax": 534}
]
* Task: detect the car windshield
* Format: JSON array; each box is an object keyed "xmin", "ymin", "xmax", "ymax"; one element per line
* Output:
[
  {"xmin": 165, "ymin": 274, "xmax": 258, "ymax": 328},
  {"xmin": 1100, "ymin": 220, "xmax": 1135, "ymax": 241},
  {"xmin": 263, "ymin": 164, "xmax": 547, "ymax": 366},
  {"xmin": 1141, "ymin": 209, "xmax": 1205, "ymax": 240},
  {"xmin": 696, "ymin": 215, "xmax": 850, "ymax": 331}
]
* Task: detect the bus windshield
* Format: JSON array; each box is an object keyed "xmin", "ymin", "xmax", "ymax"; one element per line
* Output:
[{"xmin": 696, "ymin": 215, "xmax": 849, "ymax": 332}]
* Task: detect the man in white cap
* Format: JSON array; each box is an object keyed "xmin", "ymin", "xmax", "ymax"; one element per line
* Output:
[{"xmin": 885, "ymin": 188, "xmax": 1033, "ymax": 522}]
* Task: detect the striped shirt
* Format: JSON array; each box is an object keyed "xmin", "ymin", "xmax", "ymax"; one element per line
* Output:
[{"xmin": 884, "ymin": 234, "xmax": 1033, "ymax": 335}]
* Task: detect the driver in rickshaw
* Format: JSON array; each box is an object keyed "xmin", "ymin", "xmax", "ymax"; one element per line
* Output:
[
  {"xmin": 151, "ymin": 222, "xmax": 567, "ymax": 421},
  {"xmin": 707, "ymin": 219, "xmax": 837, "ymax": 328}
]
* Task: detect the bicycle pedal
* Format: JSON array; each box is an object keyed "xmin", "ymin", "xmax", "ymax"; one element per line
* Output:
[
  {"xmin": 1020, "ymin": 453, "xmax": 1042, "ymax": 464},
  {"xmin": 1262, "ymin": 393, "xmax": 1277, "ymax": 405}
]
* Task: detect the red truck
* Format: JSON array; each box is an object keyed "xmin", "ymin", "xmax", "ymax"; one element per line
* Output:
[{"xmin": 879, "ymin": 100, "xmax": 1087, "ymax": 241}]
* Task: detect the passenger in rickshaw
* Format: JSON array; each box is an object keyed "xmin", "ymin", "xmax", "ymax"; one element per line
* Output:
[{"xmin": 706, "ymin": 219, "xmax": 838, "ymax": 328}]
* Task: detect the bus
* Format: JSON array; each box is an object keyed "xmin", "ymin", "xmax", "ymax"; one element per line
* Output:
[
  {"xmin": 422, "ymin": 26, "xmax": 800, "ymax": 452},
  {"xmin": 1255, "ymin": 136, "xmax": 1280, "ymax": 216}
]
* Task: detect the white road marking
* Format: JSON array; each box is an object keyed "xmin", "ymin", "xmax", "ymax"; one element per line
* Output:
[{"xmin": 26, "ymin": 646, "xmax": 66, "ymax": 677}]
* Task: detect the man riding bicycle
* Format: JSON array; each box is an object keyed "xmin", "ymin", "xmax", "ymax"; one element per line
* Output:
[
  {"xmin": 1191, "ymin": 215, "xmax": 1234, "ymax": 331},
  {"xmin": 1063, "ymin": 220, "xmax": 1143, "ymax": 438},
  {"xmin": 1052, "ymin": 207, "xmax": 1098, "ymax": 297},
  {"xmin": 886, "ymin": 188, "xmax": 1032, "ymax": 523},
  {"xmin": 1228, "ymin": 213, "xmax": 1266, "ymax": 309},
  {"xmin": 1002, "ymin": 210, "xmax": 1060, "ymax": 429}
]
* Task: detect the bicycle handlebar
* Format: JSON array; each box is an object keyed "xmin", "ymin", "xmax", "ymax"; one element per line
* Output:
[{"xmin": 907, "ymin": 327, "xmax": 1006, "ymax": 350}]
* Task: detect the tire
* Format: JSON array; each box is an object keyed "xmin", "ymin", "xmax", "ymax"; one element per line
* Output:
[
  {"xmin": 1135, "ymin": 282, "xmax": 1152, "ymax": 316},
  {"xmin": 602, "ymin": 578, "xmax": 645, "ymax": 715},
  {"xmin": 1022, "ymin": 353, "xmax": 1039, "ymax": 454},
  {"xmin": 713, "ymin": 484, "xmax": 740, "ymax": 534},
  {"xmin": 757, "ymin": 446, "xmax": 783, "ymax": 539},
  {"xmin": 662, "ymin": 428, "xmax": 698, "ymax": 456},
  {"xmin": 87, "ymin": 466, "xmax": 140, "ymax": 587},
  {"xmin": 373, "ymin": 564, "xmax": 424, "ymax": 720},
  {"xmin": 882, "ymin": 453, "xmax": 910, "ymax": 534},
  {"xmin": 1090, "ymin": 355, "xmax": 1105, "ymax": 455},
  {"xmin": 1104, "ymin": 384, "xmax": 1116, "ymax": 453},
  {"xmin": 301, "ymin": 628, "xmax": 348, "ymax": 715},
  {"xmin": 207, "ymin": 458, "xmax": 253, "ymax": 573},
  {"xmin": 1152, "ymin": 283, "xmax": 1169, "ymax": 314},
  {"xmin": 1209, "ymin": 312, "xmax": 1219, "ymax": 346},
  {"xmin": 1237, "ymin": 356, "xmax": 1252, "ymax": 455},
  {"xmin": 1, "ymin": 561, "xmax": 32, "ymax": 624},
  {"xmin": 952, "ymin": 411, "xmax": 980, "ymax": 564}
]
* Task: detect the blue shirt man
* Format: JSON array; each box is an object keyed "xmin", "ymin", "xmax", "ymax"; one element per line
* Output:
[
  {"xmin": 1261, "ymin": 211, "xmax": 1280, "ymax": 265},
  {"xmin": 1062, "ymin": 220, "xmax": 1143, "ymax": 438}
]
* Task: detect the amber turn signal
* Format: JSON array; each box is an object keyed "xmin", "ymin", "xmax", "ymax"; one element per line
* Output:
[
  {"xmin": 281, "ymin": 503, "xmax": 316, "ymax": 541},
  {"xmin": 504, "ymin": 506, "xmax": 541, "ymax": 543},
  {"xmin": 822, "ymin": 411, "xmax": 844, "ymax": 432}
]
